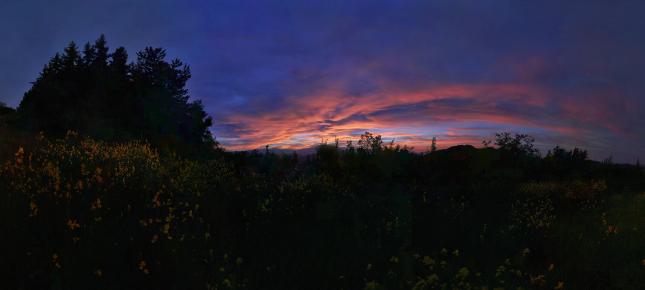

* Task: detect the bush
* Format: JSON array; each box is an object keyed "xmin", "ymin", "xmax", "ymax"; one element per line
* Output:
[{"xmin": 0, "ymin": 132, "xmax": 238, "ymax": 289}]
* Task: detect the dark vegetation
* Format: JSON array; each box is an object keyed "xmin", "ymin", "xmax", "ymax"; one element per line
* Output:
[{"xmin": 1, "ymin": 37, "xmax": 644, "ymax": 290}]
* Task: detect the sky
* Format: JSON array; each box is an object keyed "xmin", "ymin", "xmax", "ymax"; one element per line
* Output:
[{"xmin": 1, "ymin": 0, "xmax": 644, "ymax": 162}]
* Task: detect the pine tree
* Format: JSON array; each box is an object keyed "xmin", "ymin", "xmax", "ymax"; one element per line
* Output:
[
  {"xmin": 431, "ymin": 137, "xmax": 437, "ymax": 152},
  {"xmin": 17, "ymin": 36, "xmax": 216, "ymax": 154}
]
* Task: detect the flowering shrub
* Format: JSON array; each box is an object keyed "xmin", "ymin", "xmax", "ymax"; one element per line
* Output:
[
  {"xmin": 0, "ymin": 132, "xmax": 643, "ymax": 289},
  {"xmin": 0, "ymin": 132, "xmax": 241, "ymax": 289},
  {"xmin": 361, "ymin": 248, "xmax": 563, "ymax": 290}
]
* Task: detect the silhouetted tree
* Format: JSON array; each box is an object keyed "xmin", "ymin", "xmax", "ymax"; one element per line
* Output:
[
  {"xmin": 546, "ymin": 146, "xmax": 588, "ymax": 163},
  {"xmin": 636, "ymin": 158, "xmax": 640, "ymax": 167},
  {"xmin": 17, "ymin": 35, "xmax": 216, "ymax": 154},
  {"xmin": 493, "ymin": 132, "xmax": 539, "ymax": 157},
  {"xmin": 358, "ymin": 131, "xmax": 383, "ymax": 154},
  {"xmin": 345, "ymin": 140, "xmax": 355, "ymax": 153},
  {"xmin": 0, "ymin": 102, "xmax": 13, "ymax": 117}
]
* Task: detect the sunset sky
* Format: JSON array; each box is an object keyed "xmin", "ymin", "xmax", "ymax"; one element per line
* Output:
[{"xmin": 1, "ymin": 0, "xmax": 644, "ymax": 162}]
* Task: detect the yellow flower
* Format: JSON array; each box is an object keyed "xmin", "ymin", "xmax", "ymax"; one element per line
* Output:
[
  {"xmin": 530, "ymin": 274, "xmax": 546, "ymax": 286},
  {"xmin": 222, "ymin": 278, "xmax": 233, "ymax": 287},
  {"xmin": 93, "ymin": 167, "xmax": 103, "ymax": 184},
  {"xmin": 138, "ymin": 260, "xmax": 149, "ymax": 274},
  {"xmin": 67, "ymin": 219, "xmax": 80, "ymax": 230},
  {"xmin": 15, "ymin": 147, "xmax": 24, "ymax": 165},
  {"xmin": 606, "ymin": 225, "xmax": 619, "ymax": 234},
  {"xmin": 52, "ymin": 253, "xmax": 61, "ymax": 268},
  {"xmin": 422, "ymin": 256, "xmax": 435, "ymax": 266},
  {"xmin": 364, "ymin": 281, "xmax": 380, "ymax": 290},
  {"xmin": 29, "ymin": 201, "xmax": 39, "ymax": 217},
  {"xmin": 554, "ymin": 281, "xmax": 564, "ymax": 289},
  {"xmin": 91, "ymin": 198, "xmax": 102, "ymax": 210},
  {"xmin": 455, "ymin": 267, "xmax": 469, "ymax": 280},
  {"xmin": 162, "ymin": 223, "xmax": 170, "ymax": 235},
  {"xmin": 426, "ymin": 274, "xmax": 439, "ymax": 285},
  {"xmin": 75, "ymin": 180, "xmax": 84, "ymax": 191}
]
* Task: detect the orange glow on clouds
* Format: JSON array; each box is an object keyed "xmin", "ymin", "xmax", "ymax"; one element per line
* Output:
[{"xmin": 214, "ymin": 82, "xmax": 596, "ymax": 152}]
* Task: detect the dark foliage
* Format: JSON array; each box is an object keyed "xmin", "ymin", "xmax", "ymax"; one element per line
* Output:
[
  {"xmin": 0, "ymin": 131, "xmax": 642, "ymax": 290},
  {"xmin": 16, "ymin": 36, "xmax": 216, "ymax": 156}
]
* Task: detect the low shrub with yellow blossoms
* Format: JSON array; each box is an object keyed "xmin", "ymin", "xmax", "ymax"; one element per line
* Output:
[{"xmin": 0, "ymin": 132, "xmax": 241, "ymax": 289}]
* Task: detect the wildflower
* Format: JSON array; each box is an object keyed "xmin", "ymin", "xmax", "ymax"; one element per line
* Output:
[
  {"xmin": 162, "ymin": 223, "xmax": 170, "ymax": 235},
  {"xmin": 93, "ymin": 167, "xmax": 103, "ymax": 184},
  {"xmin": 91, "ymin": 198, "xmax": 102, "ymax": 210},
  {"xmin": 152, "ymin": 192, "xmax": 161, "ymax": 207},
  {"xmin": 422, "ymin": 256, "xmax": 435, "ymax": 266},
  {"xmin": 67, "ymin": 219, "xmax": 80, "ymax": 230},
  {"xmin": 80, "ymin": 163, "xmax": 88, "ymax": 176},
  {"xmin": 75, "ymin": 180, "xmax": 84, "ymax": 191},
  {"xmin": 15, "ymin": 147, "xmax": 24, "ymax": 165},
  {"xmin": 495, "ymin": 265, "xmax": 506, "ymax": 278},
  {"xmin": 426, "ymin": 274, "xmax": 439, "ymax": 285},
  {"xmin": 138, "ymin": 260, "xmax": 149, "ymax": 274},
  {"xmin": 455, "ymin": 267, "xmax": 469, "ymax": 280},
  {"xmin": 222, "ymin": 278, "xmax": 233, "ymax": 288},
  {"xmin": 29, "ymin": 201, "xmax": 39, "ymax": 217},
  {"xmin": 364, "ymin": 281, "xmax": 380, "ymax": 290},
  {"xmin": 52, "ymin": 253, "xmax": 61, "ymax": 269},
  {"xmin": 530, "ymin": 275, "xmax": 546, "ymax": 286}
]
